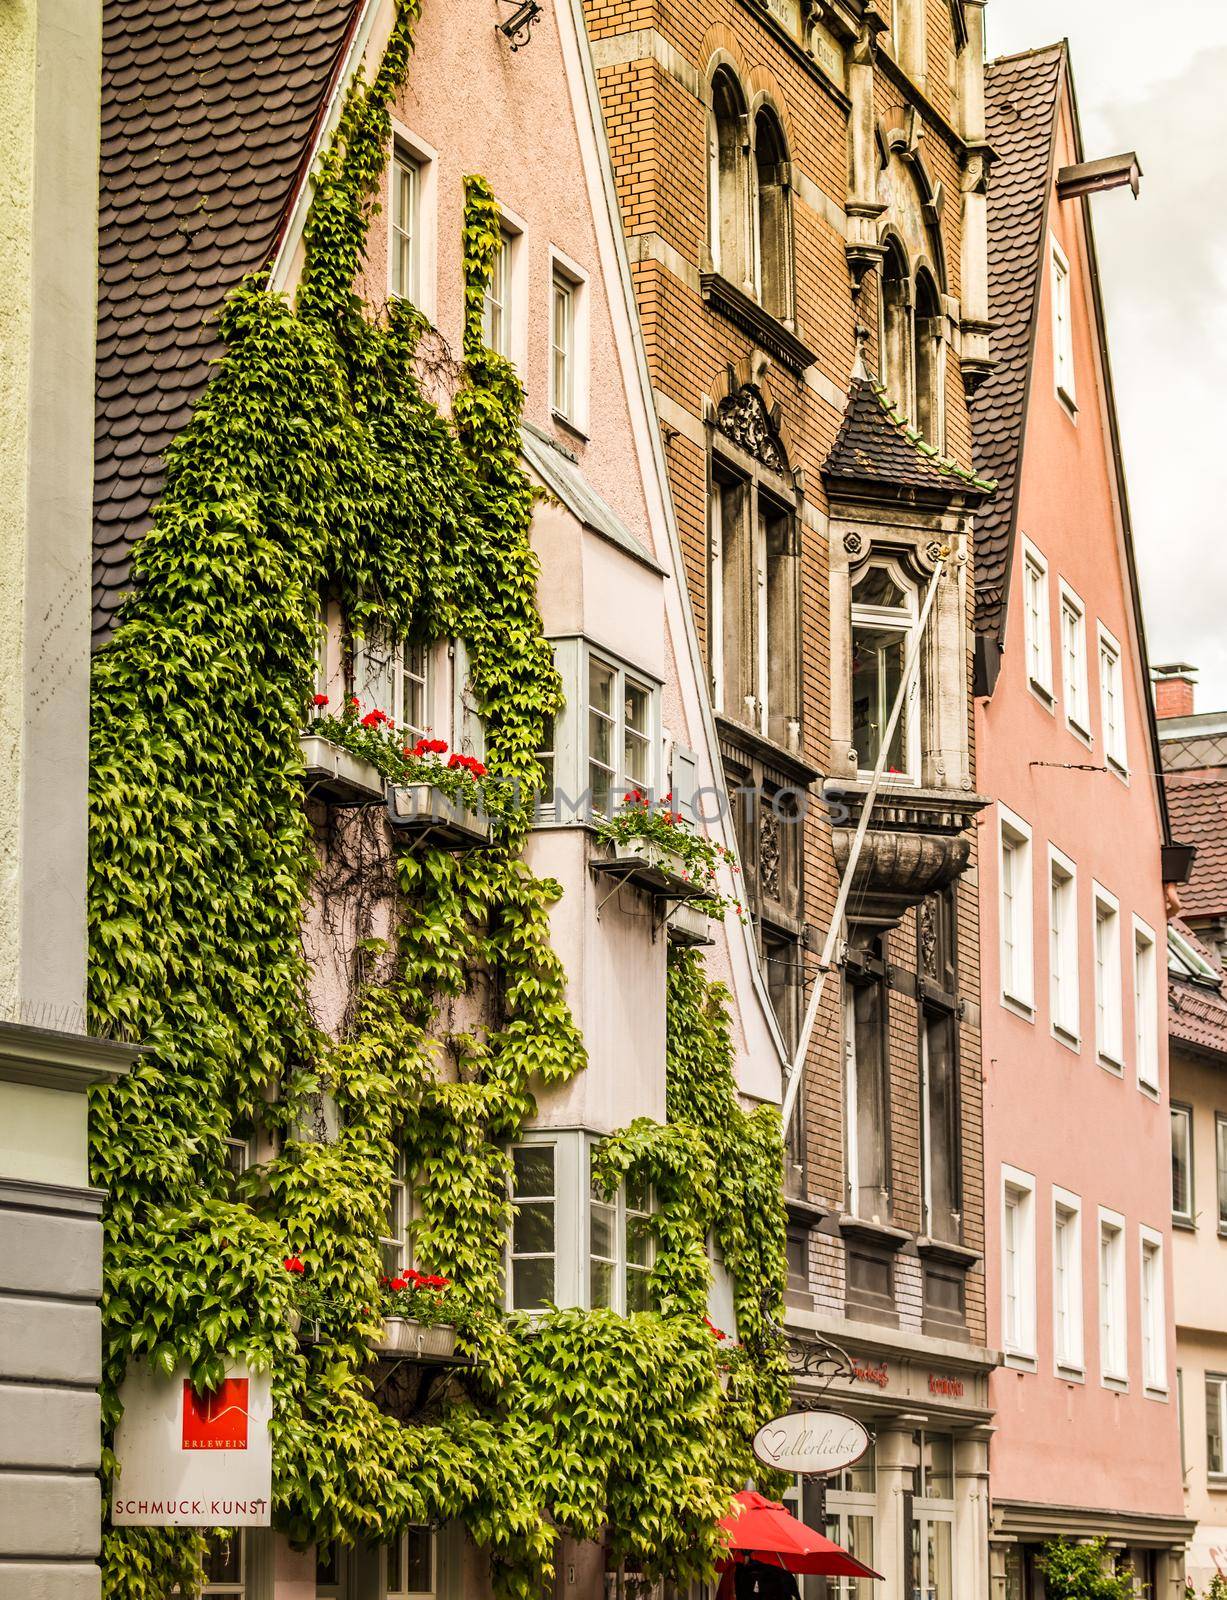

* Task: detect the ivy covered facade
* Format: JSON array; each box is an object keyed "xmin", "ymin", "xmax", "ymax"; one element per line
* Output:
[{"xmin": 82, "ymin": 3, "xmax": 793, "ymax": 1599}]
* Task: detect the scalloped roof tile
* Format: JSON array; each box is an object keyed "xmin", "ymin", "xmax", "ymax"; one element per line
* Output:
[
  {"xmin": 94, "ymin": 0, "xmax": 363, "ymax": 645},
  {"xmin": 822, "ymin": 377, "xmax": 996, "ymax": 501},
  {"xmin": 968, "ymin": 44, "xmax": 1066, "ymax": 640}
]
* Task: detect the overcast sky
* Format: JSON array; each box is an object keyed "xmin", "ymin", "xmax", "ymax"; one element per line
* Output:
[{"xmin": 986, "ymin": 1, "xmax": 1227, "ymax": 714}]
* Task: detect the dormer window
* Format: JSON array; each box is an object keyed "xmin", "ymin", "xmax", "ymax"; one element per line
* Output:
[{"xmin": 851, "ymin": 559, "xmax": 918, "ymax": 779}]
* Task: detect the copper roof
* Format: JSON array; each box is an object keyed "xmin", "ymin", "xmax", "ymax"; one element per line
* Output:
[
  {"xmin": 968, "ymin": 44, "xmax": 1065, "ymax": 641},
  {"xmin": 94, "ymin": 0, "xmax": 363, "ymax": 643},
  {"xmin": 823, "ymin": 378, "xmax": 995, "ymax": 504}
]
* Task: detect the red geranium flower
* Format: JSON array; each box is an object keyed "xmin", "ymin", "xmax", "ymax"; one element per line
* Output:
[
  {"xmin": 312, "ymin": 694, "xmax": 328, "ymax": 707},
  {"xmin": 360, "ymin": 709, "xmax": 389, "ymax": 729},
  {"xmin": 283, "ymin": 1255, "xmax": 305, "ymax": 1275},
  {"xmin": 703, "ymin": 1314, "xmax": 727, "ymax": 1342}
]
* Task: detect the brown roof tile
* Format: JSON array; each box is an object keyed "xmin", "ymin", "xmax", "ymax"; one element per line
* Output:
[
  {"xmin": 823, "ymin": 378, "xmax": 996, "ymax": 504},
  {"xmin": 1165, "ymin": 766, "xmax": 1227, "ymax": 921},
  {"xmin": 94, "ymin": 0, "xmax": 363, "ymax": 643},
  {"xmin": 968, "ymin": 45, "xmax": 1065, "ymax": 640}
]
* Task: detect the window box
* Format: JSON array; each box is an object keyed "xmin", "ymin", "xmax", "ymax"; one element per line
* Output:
[
  {"xmin": 386, "ymin": 782, "xmax": 493, "ymax": 849},
  {"xmin": 373, "ymin": 1317, "xmax": 457, "ymax": 1361},
  {"xmin": 592, "ymin": 838, "xmax": 698, "ymax": 900},
  {"xmin": 299, "ymin": 732, "xmax": 386, "ymax": 805},
  {"xmin": 667, "ymin": 899, "xmax": 715, "ymax": 947}
]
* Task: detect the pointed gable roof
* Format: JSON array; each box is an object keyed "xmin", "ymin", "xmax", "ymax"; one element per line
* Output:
[
  {"xmin": 94, "ymin": 0, "xmax": 365, "ymax": 643},
  {"xmin": 967, "ymin": 43, "xmax": 1065, "ymax": 640},
  {"xmin": 823, "ymin": 376, "xmax": 996, "ymax": 506}
]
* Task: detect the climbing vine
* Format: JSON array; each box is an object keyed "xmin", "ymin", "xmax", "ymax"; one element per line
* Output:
[{"xmin": 88, "ymin": 4, "xmax": 788, "ymax": 1596}]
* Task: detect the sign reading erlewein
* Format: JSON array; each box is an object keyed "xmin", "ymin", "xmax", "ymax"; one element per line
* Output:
[
  {"xmin": 112, "ymin": 1362, "xmax": 272, "ymax": 1526},
  {"xmin": 752, "ymin": 1411, "xmax": 872, "ymax": 1477}
]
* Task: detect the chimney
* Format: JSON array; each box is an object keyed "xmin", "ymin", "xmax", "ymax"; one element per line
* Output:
[{"xmin": 1152, "ymin": 662, "xmax": 1197, "ymax": 720}]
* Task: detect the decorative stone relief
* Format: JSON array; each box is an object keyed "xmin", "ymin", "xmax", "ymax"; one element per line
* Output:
[
  {"xmin": 844, "ymin": 531, "xmax": 865, "ymax": 557},
  {"xmin": 716, "ymin": 386, "xmax": 788, "ymax": 473},
  {"xmin": 759, "ymin": 808, "xmax": 783, "ymax": 901},
  {"xmin": 919, "ymin": 899, "xmax": 938, "ymax": 976}
]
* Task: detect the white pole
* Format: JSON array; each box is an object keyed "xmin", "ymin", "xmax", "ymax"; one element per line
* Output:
[{"xmin": 779, "ymin": 547, "xmax": 951, "ymax": 1133}]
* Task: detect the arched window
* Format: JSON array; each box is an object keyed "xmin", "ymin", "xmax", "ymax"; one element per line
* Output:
[
  {"xmin": 879, "ymin": 240, "xmax": 913, "ymax": 417},
  {"xmin": 709, "ymin": 69, "xmax": 751, "ymax": 291},
  {"xmin": 850, "ymin": 558, "xmax": 918, "ymax": 779},
  {"xmin": 753, "ymin": 107, "xmax": 794, "ymax": 322},
  {"xmin": 914, "ymin": 269, "xmax": 945, "ymax": 447}
]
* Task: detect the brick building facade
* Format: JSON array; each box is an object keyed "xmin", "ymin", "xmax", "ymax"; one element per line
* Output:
[{"xmin": 584, "ymin": 3, "xmax": 998, "ymax": 1596}]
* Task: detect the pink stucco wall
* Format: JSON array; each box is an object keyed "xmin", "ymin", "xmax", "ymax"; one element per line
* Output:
[{"xmin": 976, "ymin": 87, "xmax": 1183, "ymax": 1516}]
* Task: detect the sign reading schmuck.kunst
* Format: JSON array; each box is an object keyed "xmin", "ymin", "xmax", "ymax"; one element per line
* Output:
[
  {"xmin": 112, "ymin": 1362, "xmax": 272, "ymax": 1526},
  {"xmin": 752, "ymin": 1410, "xmax": 872, "ymax": 1477}
]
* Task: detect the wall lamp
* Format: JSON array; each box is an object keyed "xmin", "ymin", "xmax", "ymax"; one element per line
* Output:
[{"xmin": 497, "ymin": 0, "xmax": 542, "ymax": 50}]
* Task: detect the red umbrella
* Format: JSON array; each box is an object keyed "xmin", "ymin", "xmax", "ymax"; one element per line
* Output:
[{"xmin": 718, "ymin": 1489, "xmax": 882, "ymax": 1578}]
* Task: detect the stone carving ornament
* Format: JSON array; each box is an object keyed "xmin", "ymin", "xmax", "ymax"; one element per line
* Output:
[
  {"xmin": 759, "ymin": 807, "xmax": 783, "ymax": 901},
  {"xmin": 716, "ymin": 386, "xmax": 787, "ymax": 473}
]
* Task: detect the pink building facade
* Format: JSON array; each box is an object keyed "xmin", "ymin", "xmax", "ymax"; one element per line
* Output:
[{"xmin": 970, "ymin": 44, "xmax": 1190, "ymax": 1597}]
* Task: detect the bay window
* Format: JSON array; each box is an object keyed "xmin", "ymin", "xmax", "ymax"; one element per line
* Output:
[
  {"xmin": 535, "ymin": 641, "xmax": 660, "ymax": 823},
  {"xmin": 508, "ymin": 1142, "xmax": 557, "ymax": 1311},
  {"xmin": 590, "ymin": 1168, "xmax": 654, "ymax": 1314},
  {"xmin": 851, "ymin": 559, "xmax": 917, "ymax": 778},
  {"xmin": 1098, "ymin": 1209, "xmax": 1127, "ymax": 1385},
  {"xmin": 587, "ymin": 652, "xmax": 654, "ymax": 815}
]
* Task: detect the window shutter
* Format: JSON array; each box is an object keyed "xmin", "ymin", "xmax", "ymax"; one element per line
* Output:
[{"xmin": 353, "ymin": 631, "xmax": 396, "ymax": 717}]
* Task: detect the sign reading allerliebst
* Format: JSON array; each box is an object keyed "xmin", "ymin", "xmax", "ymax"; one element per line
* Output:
[
  {"xmin": 112, "ymin": 1362, "xmax": 272, "ymax": 1526},
  {"xmin": 752, "ymin": 1410, "xmax": 872, "ymax": 1477}
]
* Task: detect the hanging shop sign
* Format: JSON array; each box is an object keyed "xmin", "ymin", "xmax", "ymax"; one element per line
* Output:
[
  {"xmin": 752, "ymin": 1410, "xmax": 872, "ymax": 1477},
  {"xmin": 111, "ymin": 1361, "xmax": 272, "ymax": 1526}
]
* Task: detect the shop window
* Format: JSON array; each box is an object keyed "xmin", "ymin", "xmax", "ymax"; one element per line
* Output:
[
  {"xmin": 879, "ymin": 240, "xmax": 913, "ymax": 417},
  {"xmin": 1049, "ymin": 848, "xmax": 1079, "ymax": 1043},
  {"xmin": 1134, "ymin": 918, "xmax": 1158, "ymax": 1092},
  {"xmin": 386, "ymin": 1529, "xmax": 436, "ymax": 1599},
  {"xmin": 1093, "ymin": 883, "xmax": 1123, "ymax": 1068},
  {"xmin": 1098, "ymin": 1209, "xmax": 1128, "ymax": 1385},
  {"xmin": 844, "ymin": 932, "xmax": 891, "ymax": 1222},
  {"xmin": 1001, "ymin": 1166, "xmax": 1036, "ymax": 1363},
  {"xmin": 1140, "ymin": 1227, "xmax": 1167, "ymax": 1394},
  {"xmin": 202, "ymin": 1532, "xmax": 244, "ymax": 1598},
  {"xmin": 851, "ymin": 559, "xmax": 917, "ymax": 779},
  {"xmin": 913, "ymin": 1433, "xmax": 954, "ymax": 1600},
  {"xmin": 1172, "ymin": 1104, "xmax": 1193, "ymax": 1226},
  {"xmin": 1053, "ymin": 1189, "xmax": 1084, "ymax": 1376},
  {"xmin": 316, "ymin": 1542, "xmax": 346, "ymax": 1600},
  {"xmin": 753, "ymin": 107, "xmax": 794, "ymax": 321},
  {"xmin": 589, "ymin": 1168, "xmax": 655, "ymax": 1314},
  {"xmin": 785, "ymin": 1446, "xmax": 876, "ymax": 1600},
  {"xmin": 709, "ymin": 69, "xmax": 752, "ymax": 289},
  {"xmin": 710, "ymin": 467, "xmax": 800, "ymax": 748},
  {"xmin": 913, "ymin": 269, "xmax": 945, "ymax": 449},
  {"xmin": 508, "ymin": 1143, "xmax": 557, "ymax": 1311},
  {"xmin": 1207, "ymin": 1374, "xmax": 1227, "ymax": 1477}
]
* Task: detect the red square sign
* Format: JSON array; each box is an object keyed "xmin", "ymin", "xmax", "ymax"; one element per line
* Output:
[{"xmin": 181, "ymin": 1379, "xmax": 250, "ymax": 1451}]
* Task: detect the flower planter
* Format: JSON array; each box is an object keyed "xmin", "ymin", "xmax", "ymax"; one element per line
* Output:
[
  {"xmin": 592, "ymin": 839, "xmax": 702, "ymax": 901},
  {"xmin": 299, "ymin": 733, "xmax": 386, "ymax": 805},
  {"xmin": 374, "ymin": 1317, "xmax": 458, "ymax": 1361},
  {"xmin": 667, "ymin": 898, "xmax": 714, "ymax": 947},
  {"xmin": 386, "ymin": 782, "xmax": 493, "ymax": 849}
]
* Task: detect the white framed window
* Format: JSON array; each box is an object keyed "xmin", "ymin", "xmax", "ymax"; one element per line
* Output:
[
  {"xmin": 1217, "ymin": 1113, "xmax": 1227, "ymax": 1233},
  {"xmin": 394, "ymin": 641, "xmax": 432, "ymax": 742},
  {"xmin": 1002, "ymin": 1165, "xmax": 1037, "ymax": 1365},
  {"xmin": 385, "ymin": 1529, "xmax": 436, "ymax": 1599},
  {"xmin": 482, "ymin": 226, "xmax": 514, "ymax": 357},
  {"xmin": 1133, "ymin": 917, "xmax": 1159, "ymax": 1093},
  {"xmin": 1093, "ymin": 883, "xmax": 1123, "ymax": 1068},
  {"xmin": 1049, "ymin": 845, "xmax": 1079, "ymax": 1044},
  {"xmin": 1208, "ymin": 1374, "xmax": 1227, "ymax": 1478},
  {"xmin": 589, "ymin": 1163, "xmax": 655, "ymax": 1314},
  {"xmin": 1139, "ymin": 1226, "xmax": 1168, "ymax": 1395},
  {"xmin": 1171, "ymin": 1103, "xmax": 1193, "ymax": 1226},
  {"xmin": 1053, "ymin": 1188, "xmax": 1084, "ymax": 1377},
  {"xmin": 1022, "ymin": 539, "xmax": 1053, "ymax": 702},
  {"xmin": 379, "ymin": 1152, "xmax": 411, "ymax": 1280},
  {"xmin": 1098, "ymin": 1208, "xmax": 1127, "ymax": 1386},
  {"xmin": 202, "ymin": 1532, "xmax": 245, "ymax": 1598},
  {"xmin": 586, "ymin": 651, "xmax": 656, "ymax": 816},
  {"xmin": 548, "ymin": 250, "xmax": 588, "ymax": 429},
  {"xmin": 1097, "ymin": 624, "xmax": 1128, "ymax": 774},
  {"xmin": 851, "ymin": 558, "xmax": 919, "ymax": 780},
  {"xmin": 390, "ymin": 147, "xmax": 420, "ymax": 302},
  {"xmin": 1059, "ymin": 581, "xmax": 1090, "ymax": 739},
  {"xmin": 1051, "ymin": 236, "xmax": 1076, "ymax": 407},
  {"xmin": 508, "ymin": 1141, "xmax": 558, "ymax": 1311},
  {"xmin": 999, "ymin": 806, "xmax": 1034, "ymax": 1014}
]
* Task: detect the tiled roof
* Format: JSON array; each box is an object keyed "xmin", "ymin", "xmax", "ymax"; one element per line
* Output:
[
  {"xmin": 1164, "ymin": 766, "xmax": 1227, "ymax": 921},
  {"xmin": 822, "ymin": 378, "xmax": 996, "ymax": 502},
  {"xmin": 968, "ymin": 44, "xmax": 1066, "ymax": 640},
  {"xmin": 1169, "ymin": 923, "xmax": 1227, "ymax": 1059},
  {"xmin": 94, "ymin": 0, "xmax": 363, "ymax": 643}
]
